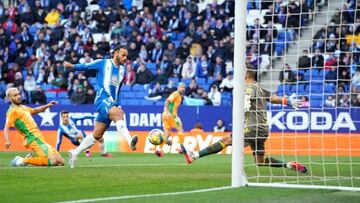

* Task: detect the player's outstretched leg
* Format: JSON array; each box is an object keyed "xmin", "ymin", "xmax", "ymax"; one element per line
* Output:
[
  {"xmin": 256, "ymin": 156, "xmax": 308, "ymax": 173},
  {"xmin": 69, "ymin": 135, "xmax": 97, "ymax": 168}
]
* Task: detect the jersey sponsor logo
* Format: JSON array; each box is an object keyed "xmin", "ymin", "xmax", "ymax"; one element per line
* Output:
[
  {"xmin": 110, "ymin": 74, "xmax": 119, "ymax": 86},
  {"xmin": 269, "ymin": 111, "xmax": 356, "ymax": 131}
]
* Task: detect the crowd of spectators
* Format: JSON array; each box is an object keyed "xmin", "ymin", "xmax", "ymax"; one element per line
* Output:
[
  {"xmin": 0, "ymin": 0, "xmax": 237, "ymax": 106},
  {"xmin": 275, "ymin": 0, "xmax": 360, "ymax": 108}
]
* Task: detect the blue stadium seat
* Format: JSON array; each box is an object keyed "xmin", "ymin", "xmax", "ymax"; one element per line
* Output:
[
  {"xmin": 222, "ymin": 92, "xmax": 232, "ymax": 100},
  {"xmin": 122, "ymin": 85, "xmax": 131, "ymax": 92},
  {"xmin": 146, "ymin": 63, "xmax": 157, "ymax": 70},
  {"xmin": 292, "ymin": 84, "xmax": 305, "ymax": 93},
  {"xmin": 42, "ymin": 84, "xmax": 53, "ymax": 91},
  {"xmin": 123, "ymin": 92, "xmax": 136, "ymax": 99},
  {"xmin": 172, "ymin": 40, "xmax": 181, "ymax": 48},
  {"xmin": 181, "ymin": 78, "xmax": 192, "ymax": 85},
  {"xmin": 59, "ymin": 99, "xmax": 71, "ymax": 105},
  {"xmin": 221, "ymin": 98, "xmax": 231, "ymax": 106},
  {"xmin": 136, "ymin": 91, "xmax": 147, "ymax": 98},
  {"xmin": 155, "ymin": 101, "xmax": 164, "ymax": 106},
  {"xmin": 45, "ymin": 91, "xmax": 57, "ymax": 98},
  {"xmin": 126, "ymin": 99, "xmax": 141, "ymax": 105},
  {"xmin": 177, "ymin": 32, "xmax": 186, "ymax": 41},
  {"xmin": 58, "ymin": 92, "xmax": 68, "ymax": 98},
  {"xmin": 168, "ymin": 77, "xmax": 179, "ymax": 83},
  {"xmin": 140, "ymin": 100, "xmax": 154, "ymax": 105},
  {"xmin": 132, "ymin": 84, "xmax": 145, "ymax": 91},
  {"xmin": 324, "ymin": 85, "xmax": 335, "ymax": 93},
  {"xmin": 310, "ymin": 99, "xmax": 322, "ymax": 108},
  {"xmin": 197, "ymin": 78, "xmax": 206, "ymax": 85}
]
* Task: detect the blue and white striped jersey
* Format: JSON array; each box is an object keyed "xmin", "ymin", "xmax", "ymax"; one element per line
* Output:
[
  {"xmin": 56, "ymin": 115, "xmax": 95, "ymax": 151},
  {"xmin": 74, "ymin": 59, "xmax": 126, "ymax": 105}
]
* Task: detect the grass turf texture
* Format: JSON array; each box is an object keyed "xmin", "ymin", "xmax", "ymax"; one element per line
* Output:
[{"xmin": 0, "ymin": 152, "xmax": 359, "ymax": 203}]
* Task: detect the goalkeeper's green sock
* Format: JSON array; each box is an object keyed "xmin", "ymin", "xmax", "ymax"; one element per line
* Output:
[
  {"xmin": 263, "ymin": 157, "xmax": 287, "ymax": 167},
  {"xmin": 198, "ymin": 141, "xmax": 226, "ymax": 158}
]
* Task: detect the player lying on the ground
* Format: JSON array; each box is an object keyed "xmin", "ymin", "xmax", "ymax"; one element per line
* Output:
[
  {"xmin": 58, "ymin": 111, "xmax": 112, "ymax": 157},
  {"xmin": 4, "ymin": 87, "xmax": 65, "ymax": 167},
  {"xmin": 187, "ymin": 69, "xmax": 308, "ymax": 173},
  {"xmin": 63, "ymin": 45, "xmax": 138, "ymax": 168},
  {"xmin": 154, "ymin": 82, "xmax": 192, "ymax": 164}
]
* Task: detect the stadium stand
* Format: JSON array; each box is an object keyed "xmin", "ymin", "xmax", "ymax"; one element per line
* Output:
[{"xmin": 0, "ymin": 0, "xmax": 329, "ymax": 107}]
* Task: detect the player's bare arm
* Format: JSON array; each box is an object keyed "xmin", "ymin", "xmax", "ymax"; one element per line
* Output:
[
  {"xmin": 32, "ymin": 101, "xmax": 58, "ymax": 114},
  {"xmin": 3, "ymin": 126, "xmax": 11, "ymax": 149}
]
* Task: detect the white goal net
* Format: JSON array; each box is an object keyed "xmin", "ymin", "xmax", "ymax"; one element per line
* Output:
[{"xmin": 240, "ymin": 0, "xmax": 360, "ymax": 191}]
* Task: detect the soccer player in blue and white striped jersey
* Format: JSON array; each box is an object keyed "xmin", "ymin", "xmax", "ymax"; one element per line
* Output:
[
  {"xmin": 63, "ymin": 45, "xmax": 138, "ymax": 168},
  {"xmin": 57, "ymin": 110, "xmax": 112, "ymax": 157}
]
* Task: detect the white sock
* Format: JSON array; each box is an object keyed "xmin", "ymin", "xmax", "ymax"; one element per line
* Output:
[
  {"xmin": 116, "ymin": 120, "xmax": 132, "ymax": 146},
  {"xmin": 99, "ymin": 139, "xmax": 106, "ymax": 154},
  {"xmin": 73, "ymin": 135, "xmax": 97, "ymax": 155}
]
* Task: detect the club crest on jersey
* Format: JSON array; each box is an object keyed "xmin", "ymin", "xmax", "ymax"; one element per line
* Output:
[{"xmin": 110, "ymin": 74, "xmax": 119, "ymax": 85}]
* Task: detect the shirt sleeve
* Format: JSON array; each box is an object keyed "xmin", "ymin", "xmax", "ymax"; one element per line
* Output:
[
  {"xmin": 74, "ymin": 59, "xmax": 102, "ymax": 71},
  {"xmin": 5, "ymin": 110, "xmax": 16, "ymax": 128},
  {"xmin": 167, "ymin": 92, "xmax": 178, "ymax": 103},
  {"xmin": 25, "ymin": 106, "xmax": 36, "ymax": 115}
]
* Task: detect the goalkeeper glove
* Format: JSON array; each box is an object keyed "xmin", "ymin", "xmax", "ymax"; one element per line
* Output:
[{"xmin": 283, "ymin": 93, "xmax": 302, "ymax": 109}]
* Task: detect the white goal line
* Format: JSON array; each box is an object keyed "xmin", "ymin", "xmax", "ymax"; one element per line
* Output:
[{"xmin": 56, "ymin": 186, "xmax": 232, "ymax": 203}]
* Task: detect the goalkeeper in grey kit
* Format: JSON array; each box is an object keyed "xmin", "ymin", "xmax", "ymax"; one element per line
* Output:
[{"xmin": 188, "ymin": 68, "xmax": 308, "ymax": 173}]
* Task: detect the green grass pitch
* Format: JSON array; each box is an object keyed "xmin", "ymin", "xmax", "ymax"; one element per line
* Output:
[{"xmin": 0, "ymin": 152, "xmax": 359, "ymax": 203}]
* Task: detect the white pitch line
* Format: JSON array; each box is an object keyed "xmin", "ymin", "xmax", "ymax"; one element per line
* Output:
[
  {"xmin": 57, "ymin": 186, "xmax": 232, "ymax": 203},
  {"xmin": 0, "ymin": 163, "xmax": 187, "ymax": 169}
]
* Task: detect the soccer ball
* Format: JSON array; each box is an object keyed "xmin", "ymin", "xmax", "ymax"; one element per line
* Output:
[{"xmin": 148, "ymin": 129, "xmax": 165, "ymax": 146}]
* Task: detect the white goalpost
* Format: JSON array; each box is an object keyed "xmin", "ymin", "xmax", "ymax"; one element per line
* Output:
[{"xmin": 233, "ymin": 0, "xmax": 360, "ymax": 192}]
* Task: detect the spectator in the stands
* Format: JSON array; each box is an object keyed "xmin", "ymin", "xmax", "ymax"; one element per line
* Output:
[
  {"xmin": 14, "ymin": 72, "xmax": 24, "ymax": 87},
  {"xmin": 163, "ymin": 42, "xmax": 177, "ymax": 62},
  {"xmin": 352, "ymin": 94, "xmax": 360, "ymax": 106},
  {"xmin": 172, "ymin": 57, "xmax": 183, "ymax": 78},
  {"xmin": 208, "ymin": 85, "xmax": 221, "ymax": 106},
  {"xmin": 86, "ymin": 89, "xmax": 95, "ymax": 104},
  {"xmin": 300, "ymin": 96, "xmax": 309, "ymax": 108},
  {"xmin": 182, "ymin": 55, "xmax": 197, "ymax": 79},
  {"xmin": 71, "ymin": 86, "xmax": 87, "ymax": 104},
  {"xmin": 153, "ymin": 68, "xmax": 168, "ymax": 85},
  {"xmin": 24, "ymin": 74, "xmax": 36, "ymax": 103},
  {"xmin": 159, "ymin": 55, "xmax": 174, "ymax": 77},
  {"xmin": 298, "ymin": 49, "xmax": 311, "ymax": 70},
  {"xmin": 213, "ymin": 118, "xmax": 226, "ymax": 132},
  {"xmin": 162, "ymin": 79, "xmax": 177, "ymax": 98},
  {"xmin": 210, "ymin": 56, "xmax": 226, "ymax": 78},
  {"xmin": 124, "ymin": 64, "xmax": 136, "ymax": 86},
  {"xmin": 32, "ymin": 85, "xmax": 47, "ymax": 104},
  {"xmin": 196, "ymin": 54, "xmax": 210, "ymax": 79},
  {"xmin": 185, "ymin": 79, "xmax": 198, "ymax": 97},
  {"xmin": 151, "ymin": 41, "xmax": 163, "ymax": 64},
  {"xmin": 136, "ymin": 63, "xmax": 154, "ymax": 84},
  {"xmin": 145, "ymin": 82, "xmax": 163, "ymax": 101},
  {"xmin": 279, "ymin": 63, "xmax": 295, "ymax": 83},
  {"xmin": 312, "ymin": 48, "xmax": 324, "ymax": 68},
  {"xmin": 210, "ymin": 73, "xmax": 223, "ymax": 90},
  {"xmin": 338, "ymin": 94, "xmax": 350, "ymax": 107},
  {"xmin": 352, "ymin": 70, "xmax": 360, "ymax": 86},
  {"xmin": 219, "ymin": 71, "xmax": 233, "ymax": 93},
  {"xmin": 325, "ymin": 95, "xmax": 336, "ymax": 107}
]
